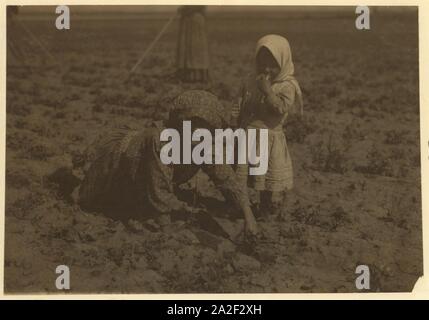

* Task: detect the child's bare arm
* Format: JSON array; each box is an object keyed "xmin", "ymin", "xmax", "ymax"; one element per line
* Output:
[{"xmin": 203, "ymin": 164, "xmax": 258, "ymax": 236}]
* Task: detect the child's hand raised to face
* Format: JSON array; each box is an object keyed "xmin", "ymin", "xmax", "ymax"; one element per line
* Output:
[
  {"xmin": 255, "ymin": 47, "xmax": 280, "ymax": 96},
  {"xmin": 256, "ymin": 73, "xmax": 272, "ymax": 95},
  {"xmin": 256, "ymin": 46, "xmax": 281, "ymax": 81}
]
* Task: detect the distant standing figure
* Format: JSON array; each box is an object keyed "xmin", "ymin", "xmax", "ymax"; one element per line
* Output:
[{"xmin": 176, "ymin": 6, "xmax": 210, "ymax": 82}]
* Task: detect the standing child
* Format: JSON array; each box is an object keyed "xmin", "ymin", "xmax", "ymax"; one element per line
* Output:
[{"xmin": 234, "ymin": 34, "xmax": 303, "ymax": 219}]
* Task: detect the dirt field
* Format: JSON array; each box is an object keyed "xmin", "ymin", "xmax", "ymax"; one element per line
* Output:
[{"xmin": 5, "ymin": 10, "xmax": 422, "ymax": 293}]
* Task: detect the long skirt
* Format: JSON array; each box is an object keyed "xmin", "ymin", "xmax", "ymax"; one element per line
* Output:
[{"xmin": 176, "ymin": 12, "xmax": 209, "ymax": 82}]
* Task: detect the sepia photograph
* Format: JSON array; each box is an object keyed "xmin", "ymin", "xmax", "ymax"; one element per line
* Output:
[{"xmin": 4, "ymin": 4, "xmax": 423, "ymax": 293}]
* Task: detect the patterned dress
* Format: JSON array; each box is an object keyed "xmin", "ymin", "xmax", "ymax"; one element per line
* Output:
[
  {"xmin": 236, "ymin": 77, "xmax": 296, "ymax": 192},
  {"xmin": 79, "ymin": 123, "xmax": 249, "ymax": 215},
  {"xmin": 79, "ymin": 91, "xmax": 248, "ymax": 216}
]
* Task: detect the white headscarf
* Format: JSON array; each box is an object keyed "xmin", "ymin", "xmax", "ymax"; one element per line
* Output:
[{"xmin": 256, "ymin": 34, "xmax": 303, "ymax": 115}]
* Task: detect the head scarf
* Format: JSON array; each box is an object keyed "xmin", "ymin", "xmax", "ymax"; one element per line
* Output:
[
  {"xmin": 256, "ymin": 34, "xmax": 303, "ymax": 115},
  {"xmin": 169, "ymin": 90, "xmax": 226, "ymax": 129}
]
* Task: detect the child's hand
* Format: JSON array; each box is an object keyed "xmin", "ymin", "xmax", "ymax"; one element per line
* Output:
[
  {"xmin": 256, "ymin": 74, "xmax": 272, "ymax": 95},
  {"xmin": 245, "ymin": 218, "xmax": 258, "ymax": 237},
  {"xmin": 184, "ymin": 204, "xmax": 207, "ymax": 215}
]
